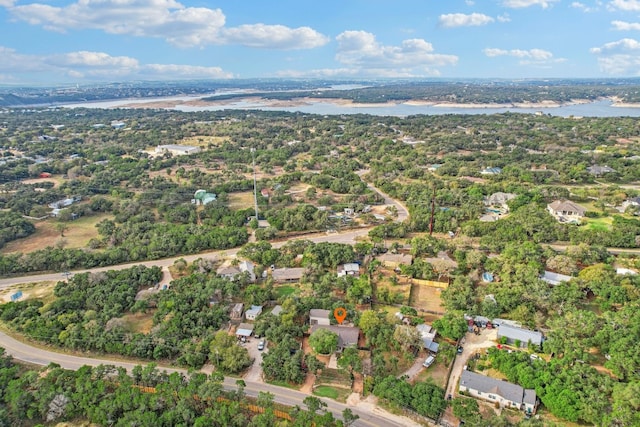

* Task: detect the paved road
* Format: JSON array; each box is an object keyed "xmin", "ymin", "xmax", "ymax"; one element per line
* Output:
[
  {"xmin": 0, "ymin": 175, "xmax": 409, "ymax": 289},
  {"xmin": 0, "ymin": 330, "xmax": 410, "ymax": 427},
  {"xmin": 0, "ymin": 177, "xmax": 414, "ymax": 426}
]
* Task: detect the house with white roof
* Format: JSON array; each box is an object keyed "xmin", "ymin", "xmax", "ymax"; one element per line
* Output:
[
  {"xmin": 245, "ymin": 305, "xmax": 263, "ymax": 321},
  {"xmin": 541, "ymin": 271, "xmax": 572, "ymax": 286},
  {"xmin": 547, "ymin": 200, "xmax": 586, "ymax": 223},
  {"xmin": 497, "ymin": 324, "xmax": 543, "ymax": 348},
  {"xmin": 337, "ymin": 263, "xmax": 360, "ymax": 278}
]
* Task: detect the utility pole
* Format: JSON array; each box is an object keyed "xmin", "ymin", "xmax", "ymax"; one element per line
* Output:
[
  {"xmin": 251, "ymin": 148, "xmax": 259, "ymax": 220},
  {"xmin": 429, "ymin": 185, "xmax": 436, "ymax": 236}
]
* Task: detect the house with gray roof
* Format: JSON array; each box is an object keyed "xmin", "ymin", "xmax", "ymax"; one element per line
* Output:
[
  {"xmin": 547, "ymin": 200, "xmax": 586, "ymax": 223},
  {"xmin": 459, "ymin": 370, "xmax": 537, "ymax": 414},
  {"xmin": 587, "ymin": 165, "xmax": 616, "ymax": 176},
  {"xmin": 310, "ymin": 325, "xmax": 360, "ymax": 351},
  {"xmin": 497, "ymin": 324, "xmax": 543, "ymax": 347},
  {"xmin": 272, "ymin": 267, "xmax": 305, "ymax": 283},
  {"xmin": 541, "ymin": 271, "xmax": 572, "ymax": 286}
]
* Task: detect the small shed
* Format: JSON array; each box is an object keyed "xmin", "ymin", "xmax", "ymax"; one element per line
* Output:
[
  {"xmin": 245, "ymin": 305, "xmax": 263, "ymax": 321},
  {"xmin": 230, "ymin": 303, "xmax": 244, "ymax": 320},
  {"xmin": 236, "ymin": 323, "xmax": 254, "ymax": 338}
]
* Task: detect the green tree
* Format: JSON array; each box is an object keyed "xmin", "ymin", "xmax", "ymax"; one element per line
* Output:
[{"xmin": 309, "ymin": 328, "xmax": 338, "ymax": 355}]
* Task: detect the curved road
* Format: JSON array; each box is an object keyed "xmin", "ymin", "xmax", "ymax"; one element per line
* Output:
[
  {"xmin": 0, "ymin": 176, "xmax": 409, "ymax": 289},
  {"xmin": 0, "ymin": 178, "xmax": 415, "ymax": 427},
  {"xmin": 0, "ymin": 330, "xmax": 412, "ymax": 427}
]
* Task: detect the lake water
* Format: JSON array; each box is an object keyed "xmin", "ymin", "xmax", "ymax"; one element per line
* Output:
[{"xmin": 65, "ymin": 95, "xmax": 640, "ymax": 118}]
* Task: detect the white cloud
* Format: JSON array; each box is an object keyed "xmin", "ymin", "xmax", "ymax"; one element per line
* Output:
[
  {"xmin": 0, "ymin": 46, "xmax": 234, "ymax": 81},
  {"xmin": 7, "ymin": 0, "xmax": 328, "ymax": 49},
  {"xmin": 571, "ymin": 1, "xmax": 602, "ymax": 11},
  {"xmin": 502, "ymin": 0, "xmax": 558, "ymax": 8},
  {"xmin": 277, "ymin": 67, "xmax": 439, "ymax": 79},
  {"xmin": 607, "ymin": 0, "xmax": 640, "ymax": 11},
  {"xmin": 221, "ymin": 24, "xmax": 328, "ymax": 49},
  {"xmin": 335, "ymin": 31, "xmax": 457, "ymax": 71},
  {"xmin": 612, "ymin": 20, "xmax": 640, "ymax": 31},
  {"xmin": 48, "ymin": 51, "xmax": 139, "ymax": 69},
  {"xmin": 590, "ymin": 38, "xmax": 640, "ymax": 54},
  {"xmin": 0, "ymin": 0, "xmax": 15, "ymax": 6},
  {"xmin": 590, "ymin": 38, "xmax": 640, "ymax": 75},
  {"xmin": 439, "ymin": 13, "xmax": 494, "ymax": 28},
  {"xmin": 143, "ymin": 64, "xmax": 233, "ymax": 78},
  {"xmin": 465, "ymin": 0, "xmax": 475, "ymax": 5},
  {"xmin": 483, "ymin": 47, "xmax": 553, "ymax": 60},
  {"xmin": 497, "ymin": 14, "xmax": 511, "ymax": 22}
]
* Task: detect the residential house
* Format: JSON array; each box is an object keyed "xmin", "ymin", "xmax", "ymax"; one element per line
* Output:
[
  {"xmin": 270, "ymin": 305, "xmax": 283, "ymax": 316},
  {"xmin": 587, "ymin": 165, "xmax": 616, "ymax": 176},
  {"xmin": 48, "ymin": 198, "xmax": 75, "ymax": 210},
  {"xmin": 337, "ymin": 263, "xmax": 360, "ymax": 278},
  {"xmin": 485, "ymin": 192, "xmax": 517, "ymax": 212},
  {"xmin": 217, "ymin": 261, "xmax": 256, "ymax": 282},
  {"xmin": 480, "ymin": 167, "xmax": 502, "ymax": 175},
  {"xmin": 416, "ymin": 324, "xmax": 439, "ymax": 353},
  {"xmin": 238, "ymin": 260, "xmax": 256, "ymax": 282},
  {"xmin": 245, "ymin": 305, "xmax": 263, "ymax": 321},
  {"xmin": 547, "ymin": 200, "xmax": 586, "ymax": 223},
  {"xmin": 378, "ymin": 253, "xmax": 413, "ymax": 269},
  {"xmin": 309, "ymin": 309, "xmax": 331, "ymax": 326},
  {"xmin": 620, "ymin": 196, "xmax": 640, "ymax": 214},
  {"xmin": 541, "ymin": 271, "xmax": 572, "ymax": 286},
  {"xmin": 217, "ymin": 265, "xmax": 241, "ymax": 280},
  {"xmin": 497, "ymin": 324, "xmax": 543, "ymax": 347},
  {"xmin": 230, "ymin": 303, "xmax": 244, "ymax": 320},
  {"xmin": 193, "ymin": 189, "xmax": 217, "ymax": 206},
  {"xmin": 459, "ymin": 370, "xmax": 537, "ymax": 414},
  {"xmin": 155, "ymin": 144, "xmax": 201, "ymax": 156},
  {"xmin": 272, "ymin": 267, "xmax": 305, "ymax": 283},
  {"xmin": 310, "ymin": 325, "xmax": 360, "ymax": 351}
]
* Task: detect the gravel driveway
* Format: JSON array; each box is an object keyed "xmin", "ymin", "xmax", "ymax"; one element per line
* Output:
[{"xmin": 243, "ymin": 338, "xmax": 265, "ymax": 383}]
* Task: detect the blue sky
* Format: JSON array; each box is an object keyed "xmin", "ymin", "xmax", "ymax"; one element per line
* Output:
[{"xmin": 1, "ymin": 0, "xmax": 640, "ymax": 84}]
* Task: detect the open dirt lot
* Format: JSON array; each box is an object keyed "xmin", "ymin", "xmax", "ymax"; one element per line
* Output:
[
  {"xmin": 410, "ymin": 284, "xmax": 445, "ymax": 314},
  {"xmin": 1, "ymin": 213, "xmax": 112, "ymax": 255}
]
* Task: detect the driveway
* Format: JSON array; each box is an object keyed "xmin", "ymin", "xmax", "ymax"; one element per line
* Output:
[
  {"xmin": 244, "ymin": 337, "xmax": 265, "ymax": 383},
  {"xmin": 399, "ymin": 354, "xmax": 427, "ymax": 381},
  {"xmin": 445, "ymin": 328, "xmax": 497, "ymax": 398}
]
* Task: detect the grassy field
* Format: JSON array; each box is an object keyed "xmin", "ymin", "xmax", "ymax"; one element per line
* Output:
[
  {"xmin": 120, "ymin": 312, "xmax": 155, "ymax": 334},
  {"xmin": 313, "ymin": 385, "xmax": 339, "ymax": 399},
  {"xmin": 0, "ymin": 281, "xmax": 57, "ymax": 304},
  {"xmin": 275, "ymin": 285, "xmax": 297, "ymax": 298},
  {"xmin": 1, "ymin": 213, "xmax": 112, "ymax": 255},
  {"xmin": 178, "ymin": 135, "xmax": 229, "ymax": 147},
  {"xmin": 228, "ymin": 191, "xmax": 255, "ymax": 210},
  {"xmin": 584, "ymin": 216, "xmax": 613, "ymax": 231}
]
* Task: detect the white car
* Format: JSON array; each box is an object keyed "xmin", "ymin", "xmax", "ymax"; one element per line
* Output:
[
  {"xmin": 423, "ymin": 355, "xmax": 435, "ymax": 368},
  {"xmin": 258, "ymin": 340, "xmax": 265, "ymax": 351}
]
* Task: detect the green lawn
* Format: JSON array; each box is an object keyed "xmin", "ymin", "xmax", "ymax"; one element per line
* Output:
[
  {"xmin": 313, "ymin": 386, "xmax": 339, "ymax": 399},
  {"xmin": 584, "ymin": 216, "xmax": 613, "ymax": 231},
  {"xmin": 275, "ymin": 285, "xmax": 297, "ymax": 298}
]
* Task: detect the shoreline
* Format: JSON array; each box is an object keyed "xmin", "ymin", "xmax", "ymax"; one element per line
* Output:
[
  {"xmin": 75, "ymin": 95, "xmax": 640, "ymax": 112},
  {"xmin": 119, "ymin": 96, "xmax": 629, "ymax": 110}
]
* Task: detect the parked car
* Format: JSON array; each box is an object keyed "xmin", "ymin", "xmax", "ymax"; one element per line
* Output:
[
  {"xmin": 422, "ymin": 355, "xmax": 436, "ymax": 368},
  {"xmin": 258, "ymin": 340, "xmax": 265, "ymax": 351}
]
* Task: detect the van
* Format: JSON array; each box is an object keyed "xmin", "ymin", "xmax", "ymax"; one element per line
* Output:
[{"xmin": 423, "ymin": 355, "xmax": 435, "ymax": 368}]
